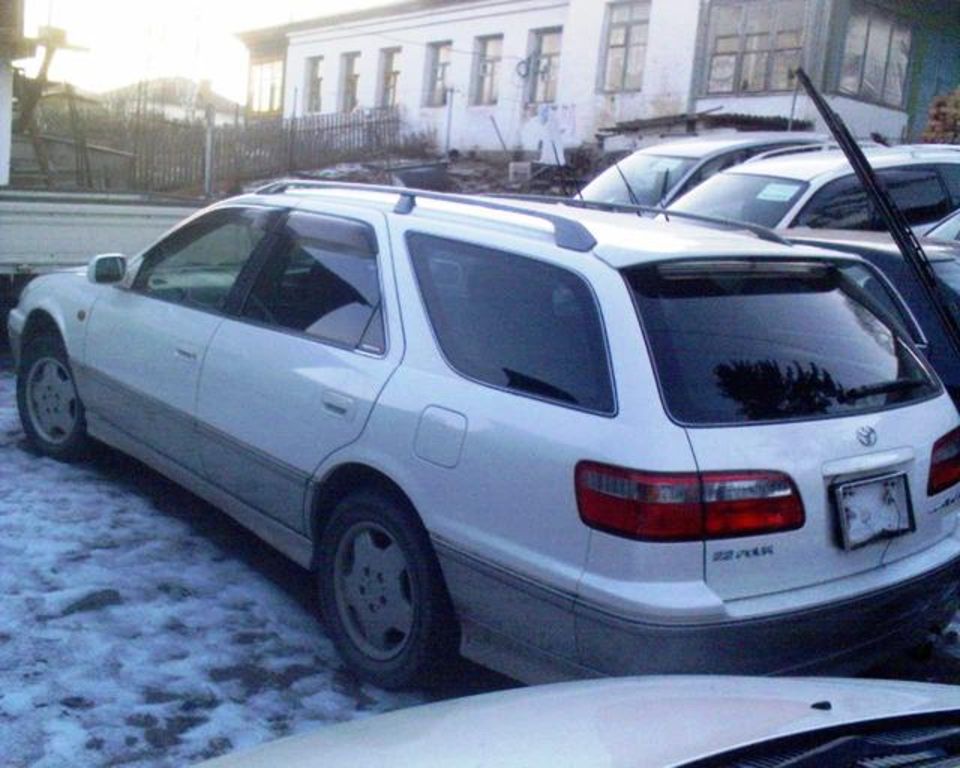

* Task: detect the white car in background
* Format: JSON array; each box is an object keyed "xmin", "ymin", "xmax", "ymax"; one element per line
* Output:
[
  {"xmin": 581, "ymin": 132, "xmax": 825, "ymax": 207},
  {"xmin": 668, "ymin": 146, "xmax": 960, "ymax": 231},
  {"xmin": 8, "ymin": 184, "xmax": 960, "ymax": 689},
  {"xmin": 198, "ymin": 676, "xmax": 960, "ymax": 768}
]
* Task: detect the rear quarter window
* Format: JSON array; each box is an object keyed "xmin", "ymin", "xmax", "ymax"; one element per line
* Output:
[{"xmin": 406, "ymin": 233, "xmax": 615, "ymax": 414}]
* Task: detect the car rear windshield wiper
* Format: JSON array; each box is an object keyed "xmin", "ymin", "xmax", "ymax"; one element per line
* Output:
[
  {"xmin": 840, "ymin": 378, "xmax": 929, "ymax": 403},
  {"xmin": 502, "ymin": 369, "xmax": 578, "ymax": 405}
]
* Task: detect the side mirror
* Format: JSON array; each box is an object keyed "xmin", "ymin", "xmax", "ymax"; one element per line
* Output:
[{"xmin": 87, "ymin": 253, "xmax": 127, "ymax": 284}]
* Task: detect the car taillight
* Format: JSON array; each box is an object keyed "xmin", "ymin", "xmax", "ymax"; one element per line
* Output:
[
  {"xmin": 928, "ymin": 427, "xmax": 960, "ymax": 495},
  {"xmin": 575, "ymin": 462, "xmax": 804, "ymax": 542}
]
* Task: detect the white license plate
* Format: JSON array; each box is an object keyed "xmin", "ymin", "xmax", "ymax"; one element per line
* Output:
[{"xmin": 834, "ymin": 473, "xmax": 913, "ymax": 550}]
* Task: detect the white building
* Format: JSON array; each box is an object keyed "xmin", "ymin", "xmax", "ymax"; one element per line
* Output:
[
  {"xmin": 242, "ymin": 0, "xmax": 959, "ymax": 153},
  {"xmin": 1, "ymin": 0, "xmax": 33, "ymax": 186}
]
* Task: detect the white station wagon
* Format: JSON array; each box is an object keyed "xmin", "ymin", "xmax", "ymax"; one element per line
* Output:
[{"xmin": 8, "ymin": 184, "xmax": 960, "ymax": 688}]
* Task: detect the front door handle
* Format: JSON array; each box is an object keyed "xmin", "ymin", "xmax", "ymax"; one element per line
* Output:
[{"xmin": 322, "ymin": 390, "xmax": 355, "ymax": 420}]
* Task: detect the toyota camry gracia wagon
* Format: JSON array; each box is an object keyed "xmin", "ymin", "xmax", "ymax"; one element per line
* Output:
[{"xmin": 8, "ymin": 183, "xmax": 960, "ymax": 688}]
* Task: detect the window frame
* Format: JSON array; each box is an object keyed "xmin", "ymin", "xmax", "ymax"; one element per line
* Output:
[
  {"xmin": 378, "ymin": 47, "xmax": 402, "ymax": 108},
  {"xmin": 425, "ymin": 41, "xmax": 453, "ymax": 108},
  {"xmin": 231, "ymin": 210, "xmax": 388, "ymax": 357},
  {"xmin": 527, "ymin": 27, "xmax": 563, "ymax": 104},
  {"xmin": 249, "ymin": 59, "xmax": 284, "ymax": 114},
  {"xmin": 835, "ymin": 3, "xmax": 913, "ymax": 109},
  {"xmin": 701, "ymin": 0, "xmax": 807, "ymax": 97},
  {"xmin": 131, "ymin": 206, "xmax": 281, "ymax": 316},
  {"xmin": 340, "ymin": 52, "xmax": 361, "ymax": 113},
  {"xmin": 600, "ymin": 1, "xmax": 651, "ymax": 94},
  {"xmin": 405, "ymin": 230, "xmax": 618, "ymax": 416},
  {"xmin": 305, "ymin": 55, "xmax": 324, "ymax": 114},
  {"xmin": 471, "ymin": 35, "xmax": 503, "ymax": 106}
]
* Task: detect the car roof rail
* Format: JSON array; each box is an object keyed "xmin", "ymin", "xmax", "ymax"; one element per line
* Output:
[
  {"xmin": 254, "ymin": 179, "xmax": 598, "ymax": 252},
  {"xmin": 490, "ymin": 193, "xmax": 792, "ymax": 246},
  {"xmin": 745, "ymin": 141, "xmax": 883, "ymax": 163}
]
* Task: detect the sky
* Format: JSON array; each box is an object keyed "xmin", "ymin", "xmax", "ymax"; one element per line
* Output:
[{"xmin": 20, "ymin": 0, "xmax": 397, "ymax": 103}]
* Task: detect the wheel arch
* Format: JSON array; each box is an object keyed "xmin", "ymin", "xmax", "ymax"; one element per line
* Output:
[
  {"xmin": 308, "ymin": 462, "xmax": 425, "ymax": 571},
  {"xmin": 21, "ymin": 308, "xmax": 64, "ymax": 346}
]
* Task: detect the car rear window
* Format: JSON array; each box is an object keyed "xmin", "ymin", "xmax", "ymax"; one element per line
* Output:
[
  {"xmin": 625, "ymin": 259, "xmax": 938, "ymax": 425},
  {"xmin": 408, "ymin": 233, "xmax": 615, "ymax": 414},
  {"xmin": 668, "ymin": 173, "xmax": 807, "ymax": 228}
]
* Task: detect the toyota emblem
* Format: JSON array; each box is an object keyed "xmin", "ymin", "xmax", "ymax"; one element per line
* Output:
[{"xmin": 856, "ymin": 426, "xmax": 877, "ymax": 447}]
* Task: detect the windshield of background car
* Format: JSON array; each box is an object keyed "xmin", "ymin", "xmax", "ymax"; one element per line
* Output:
[
  {"xmin": 668, "ymin": 173, "xmax": 807, "ymax": 227},
  {"xmin": 625, "ymin": 259, "xmax": 938, "ymax": 425},
  {"xmin": 582, "ymin": 153, "xmax": 698, "ymax": 205},
  {"xmin": 929, "ymin": 212, "xmax": 960, "ymax": 242}
]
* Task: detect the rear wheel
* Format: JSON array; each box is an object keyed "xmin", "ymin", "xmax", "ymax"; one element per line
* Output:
[
  {"xmin": 318, "ymin": 489, "xmax": 458, "ymax": 689},
  {"xmin": 17, "ymin": 333, "xmax": 90, "ymax": 462}
]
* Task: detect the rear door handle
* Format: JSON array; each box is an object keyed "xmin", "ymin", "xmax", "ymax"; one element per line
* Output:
[
  {"xmin": 175, "ymin": 347, "xmax": 198, "ymax": 361},
  {"xmin": 322, "ymin": 390, "xmax": 355, "ymax": 420}
]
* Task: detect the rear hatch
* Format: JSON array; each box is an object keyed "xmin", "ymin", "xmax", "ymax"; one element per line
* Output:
[{"xmin": 625, "ymin": 256, "xmax": 959, "ymax": 601}]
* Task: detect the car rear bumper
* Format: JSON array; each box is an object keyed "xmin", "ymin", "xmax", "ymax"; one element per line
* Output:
[
  {"xmin": 440, "ymin": 538, "xmax": 960, "ymax": 684},
  {"xmin": 576, "ymin": 552, "xmax": 960, "ymax": 678}
]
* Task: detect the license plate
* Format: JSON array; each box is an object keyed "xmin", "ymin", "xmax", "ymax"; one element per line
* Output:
[{"xmin": 834, "ymin": 473, "xmax": 913, "ymax": 550}]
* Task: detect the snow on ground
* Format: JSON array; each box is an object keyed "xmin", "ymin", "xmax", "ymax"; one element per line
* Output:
[
  {"xmin": 3, "ymin": 346, "xmax": 960, "ymax": 767},
  {"xmin": 0, "ymin": 363, "xmax": 483, "ymax": 768}
]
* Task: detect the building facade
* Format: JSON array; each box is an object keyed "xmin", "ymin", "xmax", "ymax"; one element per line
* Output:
[
  {"xmin": 238, "ymin": 0, "xmax": 960, "ymax": 153},
  {"xmin": 1, "ymin": 0, "xmax": 34, "ymax": 185}
]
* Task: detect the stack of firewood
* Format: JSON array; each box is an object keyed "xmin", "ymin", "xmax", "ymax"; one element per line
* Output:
[{"xmin": 922, "ymin": 89, "xmax": 960, "ymax": 144}]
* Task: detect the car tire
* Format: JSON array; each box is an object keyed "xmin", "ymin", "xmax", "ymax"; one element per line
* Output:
[
  {"xmin": 318, "ymin": 489, "xmax": 458, "ymax": 690},
  {"xmin": 17, "ymin": 332, "xmax": 91, "ymax": 462}
]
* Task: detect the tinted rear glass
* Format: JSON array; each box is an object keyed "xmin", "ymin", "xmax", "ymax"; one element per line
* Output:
[
  {"xmin": 408, "ymin": 233, "xmax": 614, "ymax": 413},
  {"xmin": 626, "ymin": 260, "xmax": 937, "ymax": 425},
  {"xmin": 668, "ymin": 174, "xmax": 807, "ymax": 228}
]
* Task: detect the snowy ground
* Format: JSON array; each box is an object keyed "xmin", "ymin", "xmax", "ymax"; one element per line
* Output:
[
  {"xmin": 0, "ymin": 358, "xmax": 510, "ymax": 768},
  {"xmin": 2, "ymin": 347, "xmax": 960, "ymax": 768}
]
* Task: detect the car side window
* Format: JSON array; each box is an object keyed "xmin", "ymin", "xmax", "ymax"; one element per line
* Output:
[
  {"xmin": 135, "ymin": 208, "xmax": 271, "ymax": 311},
  {"xmin": 937, "ymin": 164, "xmax": 960, "ymax": 208},
  {"xmin": 794, "ymin": 176, "xmax": 873, "ymax": 229},
  {"xmin": 407, "ymin": 232, "xmax": 614, "ymax": 414},
  {"xmin": 881, "ymin": 166, "xmax": 951, "ymax": 226},
  {"xmin": 241, "ymin": 212, "xmax": 384, "ymax": 353}
]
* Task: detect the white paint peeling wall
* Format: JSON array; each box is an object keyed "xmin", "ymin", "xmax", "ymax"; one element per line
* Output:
[
  {"xmin": 558, "ymin": 0, "xmax": 702, "ymax": 142},
  {"xmin": 0, "ymin": 61, "xmax": 13, "ymax": 186},
  {"xmin": 285, "ymin": 0, "xmax": 571, "ymax": 153},
  {"xmin": 274, "ymin": 0, "xmax": 912, "ymax": 153}
]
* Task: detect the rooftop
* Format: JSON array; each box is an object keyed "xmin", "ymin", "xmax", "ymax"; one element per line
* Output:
[
  {"xmin": 636, "ymin": 132, "xmax": 826, "ymax": 160},
  {"xmin": 237, "ymin": 0, "xmax": 485, "ymax": 45}
]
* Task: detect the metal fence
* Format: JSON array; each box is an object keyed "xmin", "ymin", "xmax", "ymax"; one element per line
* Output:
[{"xmin": 28, "ymin": 105, "xmax": 417, "ymax": 194}]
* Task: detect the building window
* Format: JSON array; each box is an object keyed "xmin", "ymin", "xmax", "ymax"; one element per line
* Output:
[
  {"xmin": 426, "ymin": 41, "xmax": 453, "ymax": 107},
  {"xmin": 341, "ymin": 52, "xmax": 361, "ymax": 112},
  {"xmin": 306, "ymin": 56, "xmax": 323, "ymax": 113},
  {"xmin": 529, "ymin": 28, "xmax": 562, "ymax": 104},
  {"xmin": 378, "ymin": 47, "xmax": 401, "ymax": 107},
  {"xmin": 472, "ymin": 36, "xmax": 503, "ymax": 105},
  {"xmin": 602, "ymin": 2, "xmax": 650, "ymax": 92},
  {"xmin": 838, "ymin": 4, "xmax": 912, "ymax": 108},
  {"xmin": 250, "ymin": 59, "xmax": 283, "ymax": 114},
  {"xmin": 704, "ymin": 0, "xmax": 806, "ymax": 95}
]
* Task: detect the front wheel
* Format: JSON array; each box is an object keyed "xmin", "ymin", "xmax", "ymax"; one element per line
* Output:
[
  {"xmin": 17, "ymin": 333, "xmax": 90, "ymax": 462},
  {"xmin": 318, "ymin": 489, "xmax": 458, "ymax": 689}
]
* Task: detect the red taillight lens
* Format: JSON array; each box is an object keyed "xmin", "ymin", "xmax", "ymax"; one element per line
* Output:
[
  {"xmin": 575, "ymin": 462, "xmax": 804, "ymax": 542},
  {"xmin": 928, "ymin": 427, "xmax": 960, "ymax": 496}
]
